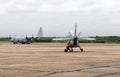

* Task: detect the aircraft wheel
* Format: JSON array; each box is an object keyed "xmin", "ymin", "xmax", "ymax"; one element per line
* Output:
[
  {"xmin": 70, "ymin": 48, "xmax": 73, "ymax": 52},
  {"xmin": 22, "ymin": 42, "xmax": 25, "ymax": 44},
  {"xmin": 64, "ymin": 49, "xmax": 68, "ymax": 52},
  {"xmin": 26, "ymin": 42, "xmax": 30, "ymax": 44},
  {"xmin": 13, "ymin": 42, "xmax": 16, "ymax": 44},
  {"xmin": 81, "ymin": 49, "xmax": 83, "ymax": 52}
]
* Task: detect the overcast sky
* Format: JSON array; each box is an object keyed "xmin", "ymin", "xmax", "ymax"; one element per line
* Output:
[{"xmin": 0, "ymin": 0, "xmax": 120, "ymax": 37}]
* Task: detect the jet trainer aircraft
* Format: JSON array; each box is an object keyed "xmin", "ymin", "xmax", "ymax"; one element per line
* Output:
[
  {"xmin": 53, "ymin": 24, "xmax": 95, "ymax": 52},
  {"xmin": 9, "ymin": 27, "xmax": 43, "ymax": 44}
]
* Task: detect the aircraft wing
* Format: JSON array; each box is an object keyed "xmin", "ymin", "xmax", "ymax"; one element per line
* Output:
[
  {"xmin": 53, "ymin": 37, "xmax": 95, "ymax": 41},
  {"xmin": 52, "ymin": 37, "xmax": 72, "ymax": 41},
  {"xmin": 78, "ymin": 37, "xmax": 95, "ymax": 40}
]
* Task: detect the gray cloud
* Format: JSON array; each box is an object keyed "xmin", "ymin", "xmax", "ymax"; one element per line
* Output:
[
  {"xmin": 1, "ymin": 0, "xmax": 120, "ymax": 14},
  {"xmin": 0, "ymin": 0, "xmax": 120, "ymax": 37}
]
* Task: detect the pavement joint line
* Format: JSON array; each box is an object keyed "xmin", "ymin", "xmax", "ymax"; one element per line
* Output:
[
  {"xmin": 1, "ymin": 61, "xmax": 120, "ymax": 77},
  {"xmin": 36, "ymin": 61, "xmax": 120, "ymax": 77},
  {"xmin": 93, "ymin": 72, "xmax": 120, "ymax": 77}
]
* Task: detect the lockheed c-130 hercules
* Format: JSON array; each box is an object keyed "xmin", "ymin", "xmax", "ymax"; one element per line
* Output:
[
  {"xmin": 9, "ymin": 27, "xmax": 43, "ymax": 44},
  {"xmin": 53, "ymin": 24, "xmax": 95, "ymax": 52}
]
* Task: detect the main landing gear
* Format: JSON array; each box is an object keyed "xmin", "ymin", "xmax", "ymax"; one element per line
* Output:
[{"xmin": 64, "ymin": 45, "xmax": 83, "ymax": 52}]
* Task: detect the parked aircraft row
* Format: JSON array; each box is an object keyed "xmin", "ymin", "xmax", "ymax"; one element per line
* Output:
[{"xmin": 9, "ymin": 24, "xmax": 95, "ymax": 52}]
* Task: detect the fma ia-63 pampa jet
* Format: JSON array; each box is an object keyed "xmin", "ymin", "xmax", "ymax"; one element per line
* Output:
[{"xmin": 9, "ymin": 27, "xmax": 43, "ymax": 44}]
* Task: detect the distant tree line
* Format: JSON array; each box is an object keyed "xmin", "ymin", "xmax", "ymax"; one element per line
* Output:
[
  {"xmin": 0, "ymin": 36, "xmax": 120, "ymax": 43},
  {"xmin": 35, "ymin": 37, "xmax": 52, "ymax": 42},
  {"xmin": 0, "ymin": 37, "xmax": 9, "ymax": 42},
  {"xmin": 92, "ymin": 36, "xmax": 120, "ymax": 43}
]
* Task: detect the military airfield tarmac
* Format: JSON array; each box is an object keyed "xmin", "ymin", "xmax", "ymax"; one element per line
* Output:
[{"xmin": 0, "ymin": 43, "xmax": 120, "ymax": 77}]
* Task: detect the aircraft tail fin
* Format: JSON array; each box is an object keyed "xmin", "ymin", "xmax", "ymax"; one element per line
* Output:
[
  {"xmin": 38, "ymin": 27, "xmax": 43, "ymax": 37},
  {"xmin": 74, "ymin": 23, "xmax": 77, "ymax": 36}
]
